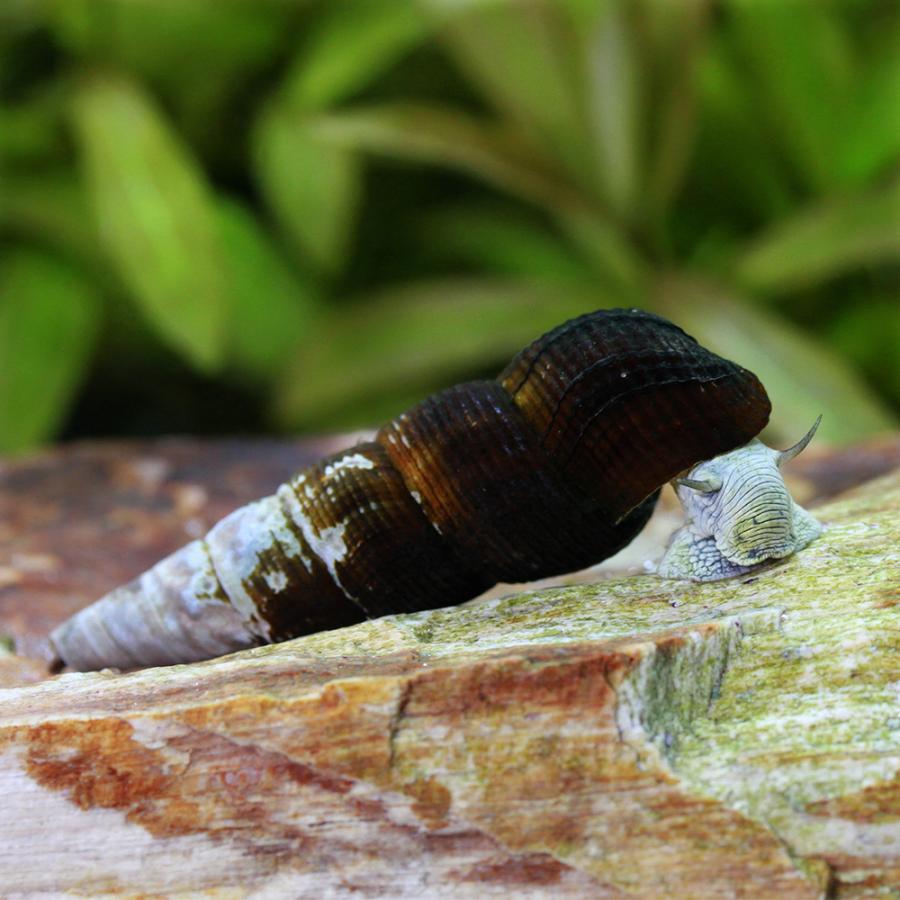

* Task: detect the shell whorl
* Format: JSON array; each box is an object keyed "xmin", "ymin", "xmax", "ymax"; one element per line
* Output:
[
  {"xmin": 50, "ymin": 308, "xmax": 770, "ymax": 671},
  {"xmin": 501, "ymin": 309, "xmax": 770, "ymax": 515}
]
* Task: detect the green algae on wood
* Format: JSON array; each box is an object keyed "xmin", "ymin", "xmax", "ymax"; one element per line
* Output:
[
  {"xmin": 0, "ymin": 470, "xmax": 897, "ymax": 895},
  {"xmin": 218, "ymin": 469, "xmax": 900, "ymax": 892}
]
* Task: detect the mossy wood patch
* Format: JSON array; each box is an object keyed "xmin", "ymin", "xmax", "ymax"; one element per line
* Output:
[{"xmin": 0, "ymin": 462, "xmax": 898, "ymax": 895}]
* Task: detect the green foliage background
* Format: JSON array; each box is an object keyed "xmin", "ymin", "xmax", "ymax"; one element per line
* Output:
[{"xmin": 1, "ymin": 0, "xmax": 898, "ymax": 453}]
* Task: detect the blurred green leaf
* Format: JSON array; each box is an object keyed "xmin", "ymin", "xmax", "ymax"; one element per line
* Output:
[
  {"xmin": 554, "ymin": 207, "xmax": 646, "ymax": 296},
  {"xmin": 0, "ymin": 248, "xmax": 100, "ymax": 452},
  {"xmin": 423, "ymin": 205, "xmax": 594, "ymax": 281},
  {"xmin": 283, "ymin": 0, "xmax": 429, "ymax": 110},
  {"xmin": 691, "ymin": 37, "xmax": 795, "ymax": 225},
  {"xmin": 0, "ymin": 169, "xmax": 101, "ymax": 271},
  {"xmin": 255, "ymin": 0, "xmax": 432, "ymax": 273},
  {"xmin": 50, "ymin": 0, "xmax": 293, "ymax": 129},
  {"xmin": 0, "ymin": 90, "xmax": 66, "ymax": 164},
  {"xmin": 654, "ymin": 274, "xmax": 896, "ymax": 443},
  {"xmin": 253, "ymin": 101, "xmax": 361, "ymax": 273},
  {"xmin": 214, "ymin": 196, "xmax": 322, "ymax": 382},
  {"xmin": 421, "ymin": 0, "xmax": 593, "ymax": 188},
  {"xmin": 52, "ymin": 0, "xmax": 289, "ymax": 71},
  {"xmin": 0, "ymin": 0, "xmax": 44, "ymax": 35},
  {"xmin": 310, "ymin": 102, "xmax": 645, "ymax": 289},
  {"xmin": 637, "ymin": 0, "xmax": 710, "ymax": 225},
  {"xmin": 312, "ymin": 102, "xmax": 574, "ymax": 208},
  {"xmin": 734, "ymin": 174, "xmax": 900, "ymax": 293},
  {"xmin": 836, "ymin": 23, "xmax": 900, "ymax": 186},
  {"xmin": 580, "ymin": 3, "xmax": 642, "ymax": 220},
  {"xmin": 70, "ymin": 73, "xmax": 229, "ymax": 371},
  {"xmin": 274, "ymin": 277, "xmax": 607, "ymax": 429},
  {"xmin": 726, "ymin": 0, "xmax": 853, "ymax": 192},
  {"xmin": 827, "ymin": 297, "xmax": 900, "ymax": 404}
]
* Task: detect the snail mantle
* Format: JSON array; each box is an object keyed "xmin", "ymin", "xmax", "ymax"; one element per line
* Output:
[{"xmin": 1, "ymin": 470, "xmax": 898, "ymax": 897}]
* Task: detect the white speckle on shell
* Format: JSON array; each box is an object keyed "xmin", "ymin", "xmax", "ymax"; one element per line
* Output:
[
  {"xmin": 323, "ymin": 452, "xmax": 375, "ymax": 480},
  {"xmin": 307, "ymin": 522, "xmax": 349, "ymax": 582},
  {"xmin": 277, "ymin": 484, "xmax": 353, "ymax": 601},
  {"xmin": 204, "ymin": 495, "xmax": 304, "ymax": 632},
  {"xmin": 263, "ymin": 570, "xmax": 289, "ymax": 593}
]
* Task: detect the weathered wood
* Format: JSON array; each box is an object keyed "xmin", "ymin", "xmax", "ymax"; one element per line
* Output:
[{"xmin": 0, "ymin": 449, "xmax": 897, "ymax": 896}]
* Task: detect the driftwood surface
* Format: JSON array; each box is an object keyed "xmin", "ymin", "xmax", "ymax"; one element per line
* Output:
[{"xmin": 0, "ymin": 434, "xmax": 898, "ymax": 897}]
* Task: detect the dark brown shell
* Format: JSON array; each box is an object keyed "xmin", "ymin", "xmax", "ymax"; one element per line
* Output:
[
  {"xmin": 501, "ymin": 309, "xmax": 771, "ymax": 516},
  {"xmin": 51, "ymin": 308, "xmax": 770, "ymax": 670}
]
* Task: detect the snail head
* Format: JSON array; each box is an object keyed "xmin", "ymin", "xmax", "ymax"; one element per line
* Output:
[{"xmin": 673, "ymin": 416, "xmax": 821, "ymax": 567}]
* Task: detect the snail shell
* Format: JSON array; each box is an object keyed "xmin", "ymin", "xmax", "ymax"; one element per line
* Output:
[{"xmin": 51, "ymin": 308, "xmax": 771, "ymax": 670}]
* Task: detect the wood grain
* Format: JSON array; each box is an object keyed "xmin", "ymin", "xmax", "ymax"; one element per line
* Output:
[{"xmin": 0, "ymin": 439, "xmax": 897, "ymax": 896}]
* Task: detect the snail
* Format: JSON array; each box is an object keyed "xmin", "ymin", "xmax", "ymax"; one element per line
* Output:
[{"xmin": 50, "ymin": 308, "xmax": 821, "ymax": 672}]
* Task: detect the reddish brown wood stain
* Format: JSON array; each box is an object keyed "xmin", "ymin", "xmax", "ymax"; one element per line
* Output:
[
  {"xmin": 459, "ymin": 853, "xmax": 577, "ymax": 885},
  {"xmin": 0, "ymin": 632, "xmax": 834, "ymax": 896},
  {"xmin": 23, "ymin": 719, "xmax": 200, "ymax": 836},
  {"xmin": 404, "ymin": 776, "xmax": 452, "ymax": 829},
  {"xmin": 806, "ymin": 771, "xmax": 900, "ymax": 823},
  {"xmin": 16, "ymin": 713, "xmax": 432, "ymax": 870},
  {"xmin": 813, "ymin": 855, "xmax": 900, "ymax": 898}
]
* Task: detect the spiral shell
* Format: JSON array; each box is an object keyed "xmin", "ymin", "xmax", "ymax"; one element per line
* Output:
[{"xmin": 51, "ymin": 308, "xmax": 770, "ymax": 670}]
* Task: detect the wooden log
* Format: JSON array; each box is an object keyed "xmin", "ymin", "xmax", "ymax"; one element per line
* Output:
[{"xmin": 0, "ymin": 441, "xmax": 898, "ymax": 895}]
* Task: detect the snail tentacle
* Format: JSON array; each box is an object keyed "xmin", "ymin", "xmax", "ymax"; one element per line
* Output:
[
  {"xmin": 777, "ymin": 415, "xmax": 823, "ymax": 467},
  {"xmin": 675, "ymin": 475, "xmax": 722, "ymax": 493}
]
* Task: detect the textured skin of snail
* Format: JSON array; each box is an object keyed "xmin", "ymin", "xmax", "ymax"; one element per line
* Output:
[
  {"xmin": 51, "ymin": 308, "xmax": 772, "ymax": 671},
  {"xmin": 657, "ymin": 436, "xmax": 823, "ymax": 581}
]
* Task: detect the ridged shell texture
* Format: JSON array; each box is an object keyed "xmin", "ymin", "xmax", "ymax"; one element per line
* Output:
[{"xmin": 51, "ymin": 308, "xmax": 770, "ymax": 669}]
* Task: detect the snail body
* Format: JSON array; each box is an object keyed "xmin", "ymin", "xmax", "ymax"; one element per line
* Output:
[
  {"xmin": 657, "ymin": 419, "xmax": 823, "ymax": 581},
  {"xmin": 52, "ymin": 308, "xmax": 775, "ymax": 671}
]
